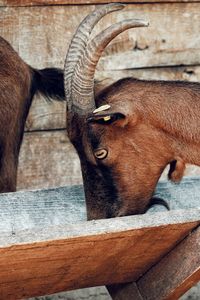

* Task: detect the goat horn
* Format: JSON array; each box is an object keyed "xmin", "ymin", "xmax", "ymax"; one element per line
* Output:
[
  {"xmin": 71, "ymin": 19, "xmax": 149, "ymax": 113},
  {"xmin": 64, "ymin": 3, "xmax": 125, "ymax": 104}
]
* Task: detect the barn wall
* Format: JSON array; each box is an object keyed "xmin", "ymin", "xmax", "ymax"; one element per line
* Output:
[{"xmin": 0, "ymin": 1, "xmax": 199, "ymax": 299}]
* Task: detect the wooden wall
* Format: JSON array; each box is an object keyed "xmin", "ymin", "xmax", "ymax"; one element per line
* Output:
[{"xmin": 1, "ymin": 0, "xmax": 200, "ymax": 191}]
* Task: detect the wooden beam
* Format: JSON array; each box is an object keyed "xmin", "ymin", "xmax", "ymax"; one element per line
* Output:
[
  {"xmin": 137, "ymin": 226, "xmax": 200, "ymax": 300},
  {"xmin": 0, "ymin": 182, "xmax": 199, "ymax": 299},
  {"xmin": 1, "ymin": 0, "xmax": 200, "ymax": 8},
  {"xmin": 17, "ymin": 130, "xmax": 82, "ymax": 191},
  {"xmin": 107, "ymin": 226, "xmax": 200, "ymax": 300},
  {"xmin": 1, "ymin": 3, "xmax": 200, "ymax": 71},
  {"xmin": 0, "ymin": 207, "xmax": 199, "ymax": 299}
]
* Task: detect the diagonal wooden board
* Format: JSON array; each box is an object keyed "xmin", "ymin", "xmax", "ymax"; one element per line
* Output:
[
  {"xmin": 0, "ymin": 178, "xmax": 199, "ymax": 299},
  {"xmin": 108, "ymin": 226, "xmax": 200, "ymax": 300}
]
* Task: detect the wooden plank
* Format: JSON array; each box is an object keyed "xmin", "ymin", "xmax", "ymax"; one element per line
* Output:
[
  {"xmin": 107, "ymin": 227, "xmax": 200, "ymax": 300},
  {"xmin": 0, "ymin": 177, "xmax": 199, "ymax": 230},
  {"xmin": 1, "ymin": 3, "xmax": 200, "ymax": 71},
  {"xmin": 97, "ymin": 66, "xmax": 200, "ymax": 87},
  {"xmin": 1, "ymin": 178, "xmax": 200, "ymax": 298},
  {"xmin": 137, "ymin": 226, "xmax": 200, "ymax": 300},
  {"xmin": 2, "ymin": 2, "xmax": 200, "ymax": 133},
  {"xmin": 1, "ymin": 0, "xmax": 200, "ymax": 7},
  {"xmin": 17, "ymin": 130, "xmax": 82, "ymax": 190},
  {"xmin": 25, "ymin": 95, "xmax": 66, "ymax": 132},
  {"xmin": 0, "ymin": 201, "xmax": 199, "ymax": 299}
]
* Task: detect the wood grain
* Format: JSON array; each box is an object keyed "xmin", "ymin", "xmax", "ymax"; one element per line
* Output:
[
  {"xmin": 1, "ymin": 176, "xmax": 200, "ymax": 232},
  {"xmin": 0, "ymin": 194, "xmax": 199, "ymax": 300},
  {"xmin": 1, "ymin": 3, "xmax": 200, "ymax": 71},
  {"xmin": 25, "ymin": 95, "xmax": 66, "ymax": 132},
  {"xmin": 1, "ymin": 0, "xmax": 200, "ymax": 7},
  {"xmin": 107, "ymin": 226, "xmax": 200, "ymax": 300},
  {"xmin": 2, "ymin": 3, "xmax": 200, "ymax": 132},
  {"xmin": 17, "ymin": 130, "xmax": 82, "ymax": 190},
  {"xmin": 137, "ymin": 226, "xmax": 200, "ymax": 300}
]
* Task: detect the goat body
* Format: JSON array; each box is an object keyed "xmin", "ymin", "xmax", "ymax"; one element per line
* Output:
[{"xmin": 0, "ymin": 36, "xmax": 64, "ymax": 192}]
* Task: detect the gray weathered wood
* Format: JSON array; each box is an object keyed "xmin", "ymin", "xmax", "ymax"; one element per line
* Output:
[
  {"xmin": 1, "ymin": 177, "xmax": 199, "ymax": 231},
  {"xmin": 1, "ymin": 4, "xmax": 200, "ymax": 133},
  {"xmin": 1, "ymin": 3, "xmax": 200, "ymax": 71},
  {"xmin": 1, "ymin": 0, "xmax": 200, "ymax": 7},
  {"xmin": 17, "ymin": 130, "xmax": 82, "ymax": 190}
]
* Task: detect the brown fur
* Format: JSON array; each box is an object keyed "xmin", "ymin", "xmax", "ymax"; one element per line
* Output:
[
  {"xmin": 0, "ymin": 37, "xmax": 64, "ymax": 193},
  {"xmin": 71, "ymin": 77, "xmax": 200, "ymax": 219}
]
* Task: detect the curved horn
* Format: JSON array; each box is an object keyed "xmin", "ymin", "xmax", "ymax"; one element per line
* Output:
[
  {"xmin": 71, "ymin": 19, "xmax": 149, "ymax": 113},
  {"xmin": 64, "ymin": 3, "xmax": 125, "ymax": 103}
]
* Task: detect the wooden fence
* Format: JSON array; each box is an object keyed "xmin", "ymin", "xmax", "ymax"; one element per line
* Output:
[
  {"xmin": 0, "ymin": 178, "xmax": 199, "ymax": 299},
  {"xmin": 0, "ymin": 1, "xmax": 200, "ymax": 299}
]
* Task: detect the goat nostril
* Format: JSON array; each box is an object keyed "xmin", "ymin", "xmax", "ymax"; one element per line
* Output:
[{"xmin": 94, "ymin": 148, "xmax": 108, "ymax": 160}]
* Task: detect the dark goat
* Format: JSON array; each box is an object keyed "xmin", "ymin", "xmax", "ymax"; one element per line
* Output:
[
  {"xmin": 64, "ymin": 3, "xmax": 198, "ymax": 220},
  {"xmin": 0, "ymin": 36, "xmax": 64, "ymax": 193}
]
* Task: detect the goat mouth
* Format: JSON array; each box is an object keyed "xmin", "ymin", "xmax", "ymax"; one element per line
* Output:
[
  {"xmin": 116, "ymin": 207, "xmax": 146, "ymax": 218},
  {"xmin": 115, "ymin": 196, "xmax": 170, "ymax": 218}
]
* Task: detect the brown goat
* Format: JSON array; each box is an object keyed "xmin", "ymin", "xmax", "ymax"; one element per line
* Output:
[
  {"xmin": 0, "ymin": 36, "xmax": 64, "ymax": 193},
  {"xmin": 64, "ymin": 3, "xmax": 198, "ymax": 220}
]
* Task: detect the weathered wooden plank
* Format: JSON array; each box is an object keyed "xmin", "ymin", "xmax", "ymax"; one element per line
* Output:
[
  {"xmin": 0, "ymin": 205, "xmax": 199, "ymax": 299},
  {"xmin": 137, "ymin": 226, "xmax": 200, "ymax": 300},
  {"xmin": 17, "ymin": 130, "xmax": 82, "ymax": 190},
  {"xmin": 25, "ymin": 95, "xmax": 66, "ymax": 132},
  {"xmin": 1, "ymin": 3, "xmax": 200, "ymax": 71},
  {"xmin": 2, "ymin": 177, "xmax": 200, "ymax": 232},
  {"xmin": 97, "ymin": 66, "xmax": 200, "ymax": 86},
  {"xmin": 2, "ymin": 3, "xmax": 200, "ymax": 132},
  {"xmin": 1, "ymin": 0, "xmax": 200, "ymax": 7}
]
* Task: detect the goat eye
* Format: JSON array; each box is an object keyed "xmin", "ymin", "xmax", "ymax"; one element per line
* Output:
[{"xmin": 94, "ymin": 148, "xmax": 108, "ymax": 160}]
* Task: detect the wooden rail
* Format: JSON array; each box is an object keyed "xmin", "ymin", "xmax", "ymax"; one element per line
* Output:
[
  {"xmin": 0, "ymin": 178, "xmax": 199, "ymax": 299},
  {"xmin": 1, "ymin": 0, "xmax": 200, "ymax": 7}
]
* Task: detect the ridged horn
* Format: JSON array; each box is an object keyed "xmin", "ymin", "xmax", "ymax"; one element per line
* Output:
[
  {"xmin": 71, "ymin": 18, "xmax": 149, "ymax": 113},
  {"xmin": 64, "ymin": 3, "xmax": 125, "ymax": 103}
]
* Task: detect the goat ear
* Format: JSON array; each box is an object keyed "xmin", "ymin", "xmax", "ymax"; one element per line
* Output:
[{"xmin": 87, "ymin": 112, "xmax": 127, "ymax": 127}]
